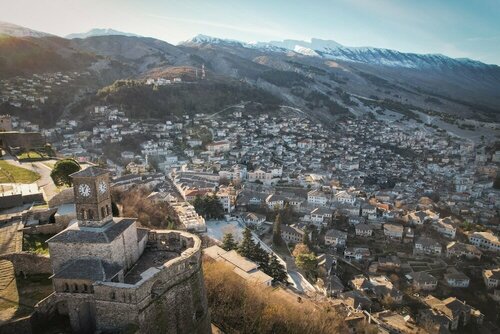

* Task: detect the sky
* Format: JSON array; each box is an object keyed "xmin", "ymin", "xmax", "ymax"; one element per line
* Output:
[{"xmin": 1, "ymin": 0, "xmax": 499, "ymax": 64}]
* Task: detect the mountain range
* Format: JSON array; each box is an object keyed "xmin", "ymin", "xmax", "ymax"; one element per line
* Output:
[
  {"xmin": 65, "ymin": 28, "xmax": 141, "ymax": 39},
  {"xmin": 1, "ymin": 21, "xmax": 499, "ymax": 125}
]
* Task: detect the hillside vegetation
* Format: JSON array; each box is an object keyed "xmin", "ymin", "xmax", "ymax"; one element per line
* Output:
[
  {"xmin": 96, "ymin": 79, "xmax": 282, "ymax": 119},
  {"xmin": 203, "ymin": 259, "xmax": 348, "ymax": 334},
  {"xmin": 0, "ymin": 35, "xmax": 95, "ymax": 78}
]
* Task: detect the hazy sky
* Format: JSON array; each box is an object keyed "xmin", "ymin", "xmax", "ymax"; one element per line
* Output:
[{"xmin": 1, "ymin": 0, "xmax": 499, "ymax": 64}]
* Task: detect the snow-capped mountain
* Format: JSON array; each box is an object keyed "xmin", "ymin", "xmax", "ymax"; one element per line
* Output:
[
  {"xmin": 66, "ymin": 28, "xmax": 140, "ymax": 39},
  {"xmin": 183, "ymin": 34, "xmax": 495, "ymax": 71},
  {"xmin": 255, "ymin": 38, "xmax": 343, "ymax": 53},
  {"xmin": 0, "ymin": 21, "xmax": 53, "ymax": 37},
  {"xmin": 181, "ymin": 34, "xmax": 243, "ymax": 47}
]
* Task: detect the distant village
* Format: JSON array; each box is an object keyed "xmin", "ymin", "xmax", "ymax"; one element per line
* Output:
[{"xmin": 0, "ymin": 88, "xmax": 499, "ymax": 333}]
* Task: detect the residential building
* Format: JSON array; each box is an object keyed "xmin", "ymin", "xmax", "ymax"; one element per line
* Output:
[
  {"xmin": 309, "ymin": 207, "xmax": 332, "ymax": 225},
  {"xmin": 410, "ymin": 272, "xmax": 438, "ymax": 291},
  {"xmin": 469, "ymin": 232, "xmax": 500, "ymax": 252},
  {"xmin": 383, "ymin": 223, "xmax": 404, "ymax": 240},
  {"xmin": 414, "ymin": 237, "xmax": 442, "ymax": 256},
  {"xmin": 355, "ymin": 223, "xmax": 373, "ymax": 237},
  {"xmin": 281, "ymin": 224, "xmax": 305, "ymax": 244},
  {"xmin": 444, "ymin": 268, "xmax": 470, "ymax": 288},
  {"xmin": 307, "ymin": 189, "xmax": 329, "ymax": 206},
  {"xmin": 446, "ymin": 241, "xmax": 482, "ymax": 260},
  {"xmin": 325, "ymin": 229, "xmax": 347, "ymax": 247},
  {"xmin": 483, "ymin": 268, "xmax": 500, "ymax": 289}
]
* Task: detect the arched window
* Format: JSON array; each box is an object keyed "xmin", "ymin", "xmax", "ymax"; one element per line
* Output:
[
  {"xmin": 64, "ymin": 283, "xmax": 69, "ymax": 292},
  {"xmin": 73, "ymin": 283, "xmax": 78, "ymax": 292},
  {"xmin": 106, "ymin": 205, "xmax": 110, "ymax": 216},
  {"xmin": 88, "ymin": 210, "xmax": 94, "ymax": 219},
  {"xmin": 83, "ymin": 284, "xmax": 88, "ymax": 293},
  {"xmin": 81, "ymin": 209, "xmax": 86, "ymax": 220},
  {"xmin": 111, "ymin": 291, "xmax": 116, "ymax": 300},
  {"xmin": 101, "ymin": 207, "xmax": 105, "ymax": 218}
]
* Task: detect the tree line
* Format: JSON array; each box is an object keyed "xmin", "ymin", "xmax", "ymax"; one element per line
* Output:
[{"xmin": 222, "ymin": 228, "xmax": 287, "ymax": 284}]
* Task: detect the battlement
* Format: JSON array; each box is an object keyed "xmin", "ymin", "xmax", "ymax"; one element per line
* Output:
[{"xmin": 93, "ymin": 230, "xmax": 202, "ymax": 303}]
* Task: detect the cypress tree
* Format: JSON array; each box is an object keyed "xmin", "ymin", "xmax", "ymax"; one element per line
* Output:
[{"xmin": 272, "ymin": 213, "xmax": 282, "ymax": 246}]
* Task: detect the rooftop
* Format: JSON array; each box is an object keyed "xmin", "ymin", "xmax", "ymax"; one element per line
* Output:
[
  {"xmin": 47, "ymin": 217, "xmax": 136, "ymax": 244},
  {"xmin": 53, "ymin": 258, "xmax": 121, "ymax": 281},
  {"xmin": 70, "ymin": 166, "xmax": 109, "ymax": 178}
]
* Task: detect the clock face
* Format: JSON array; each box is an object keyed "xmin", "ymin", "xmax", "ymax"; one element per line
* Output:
[
  {"xmin": 78, "ymin": 184, "xmax": 91, "ymax": 197},
  {"xmin": 98, "ymin": 181, "xmax": 108, "ymax": 194}
]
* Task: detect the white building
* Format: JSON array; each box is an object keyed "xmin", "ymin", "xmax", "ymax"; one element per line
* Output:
[{"xmin": 469, "ymin": 232, "xmax": 500, "ymax": 253}]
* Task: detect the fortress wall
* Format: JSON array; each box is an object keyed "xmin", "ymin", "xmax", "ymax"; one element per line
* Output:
[
  {"xmin": 92, "ymin": 231, "xmax": 210, "ymax": 333},
  {"xmin": 0, "ymin": 132, "xmax": 45, "ymax": 151},
  {"xmin": 137, "ymin": 265, "xmax": 211, "ymax": 334},
  {"xmin": 0, "ymin": 252, "xmax": 52, "ymax": 276},
  {"xmin": 48, "ymin": 188, "xmax": 74, "ymax": 208},
  {"xmin": 118, "ymin": 221, "xmax": 140, "ymax": 269},
  {"xmin": 23, "ymin": 222, "xmax": 65, "ymax": 235}
]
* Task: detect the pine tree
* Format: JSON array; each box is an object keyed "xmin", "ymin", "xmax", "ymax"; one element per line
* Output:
[
  {"xmin": 193, "ymin": 195, "xmax": 205, "ymax": 217},
  {"xmin": 221, "ymin": 233, "xmax": 238, "ymax": 251},
  {"xmin": 238, "ymin": 228, "xmax": 256, "ymax": 259},
  {"xmin": 272, "ymin": 213, "xmax": 282, "ymax": 246},
  {"xmin": 268, "ymin": 254, "xmax": 288, "ymax": 284},
  {"xmin": 253, "ymin": 243, "xmax": 270, "ymax": 272}
]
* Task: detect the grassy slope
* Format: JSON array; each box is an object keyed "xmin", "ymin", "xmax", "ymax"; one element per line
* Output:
[
  {"xmin": 0, "ymin": 160, "xmax": 40, "ymax": 183},
  {"xmin": 203, "ymin": 259, "xmax": 348, "ymax": 334}
]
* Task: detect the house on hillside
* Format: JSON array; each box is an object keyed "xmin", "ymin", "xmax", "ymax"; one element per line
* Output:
[{"xmin": 325, "ymin": 229, "xmax": 347, "ymax": 248}]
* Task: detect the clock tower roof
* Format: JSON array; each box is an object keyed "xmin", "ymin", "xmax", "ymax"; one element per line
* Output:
[{"xmin": 71, "ymin": 166, "xmax": 109, "ymax": 178}]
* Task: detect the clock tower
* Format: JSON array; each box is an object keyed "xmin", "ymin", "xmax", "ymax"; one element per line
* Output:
[{"xmin": 71, "ymin": 166, "xmax": 113, "ymax": 228}]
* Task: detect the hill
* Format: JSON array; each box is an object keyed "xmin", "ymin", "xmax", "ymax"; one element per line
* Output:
[
  {"xmin": 203, "ymin": 259, "xmax": 349, "ymax": 334},
  {"xmin": 1, "ymin": 22, "xmax": 499, "ymax": 127},
  {"xmin": 94, "ymin": 78, "xmax": 282, "ymax": 121},
  {"xmin": 0, "ymin": 35, "xmax": 95, "ymax": 78},
  {"xmin": 66, "ymin": 28, "xmax": 141, "ymax": 39}
]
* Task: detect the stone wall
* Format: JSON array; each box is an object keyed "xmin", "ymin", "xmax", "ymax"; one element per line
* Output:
[
  {"xmin": 92, "ymin": 231, "xmax": 211, "ymax": 333},
  {"xmin": 48, "ymin": 188, "xmax": 74, "ymax": 208},
  {"xmin": 0, "ymin": 132, "xmax": 45, "ymax": 152},
  {"xmin": 0, "ymin": 316, "xmax": 32, "ymax": 334},
  {"xmin": 41, "ymin": 230, "xmax": 210, "ymax": 334},
  {"xmin": 0, "ymin": 252, "xmax": 51, "ymax": 276},
  {"xmin": 23, "ymin": 221, "xmax": 67, "ymax": 235},
  {"xmin": 48, "ymin": 221, "xmax": 139, "ymax": 273}
]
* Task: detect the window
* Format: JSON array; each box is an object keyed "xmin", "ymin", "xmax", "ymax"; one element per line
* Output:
[
  {"xmin": 64, "ymin": 283, "xmax": 69, "ymax": 292},
  {"xmin": 101, "ymin": 207, "xmax": 105, "ymax": 218},
  {"xmin": 81, "ymin": 209, "xmax": 86, "ymax": 219},
  {"xmin": 106, "ymin": 205, "xmax": 110, "ymax": 216},
  {"xmin": 73, "ymin": 283, "xmax": 78, "ymax": 292},
  {"xmin": 83, "ymin": 284, "xmax": 88, "ymax": 293},
  {"xmin": 88, "ymin": 210, "xmax": 94, "ymax": 219}
]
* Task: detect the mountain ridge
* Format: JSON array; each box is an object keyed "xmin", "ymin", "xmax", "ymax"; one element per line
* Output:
[
  {"xmin": 1, "ymin": 22, "xmax": 499, "ymax": 126},
  {"xmin": 66, "ymin": 28, "xmax": 141, "ymax": 39}
]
